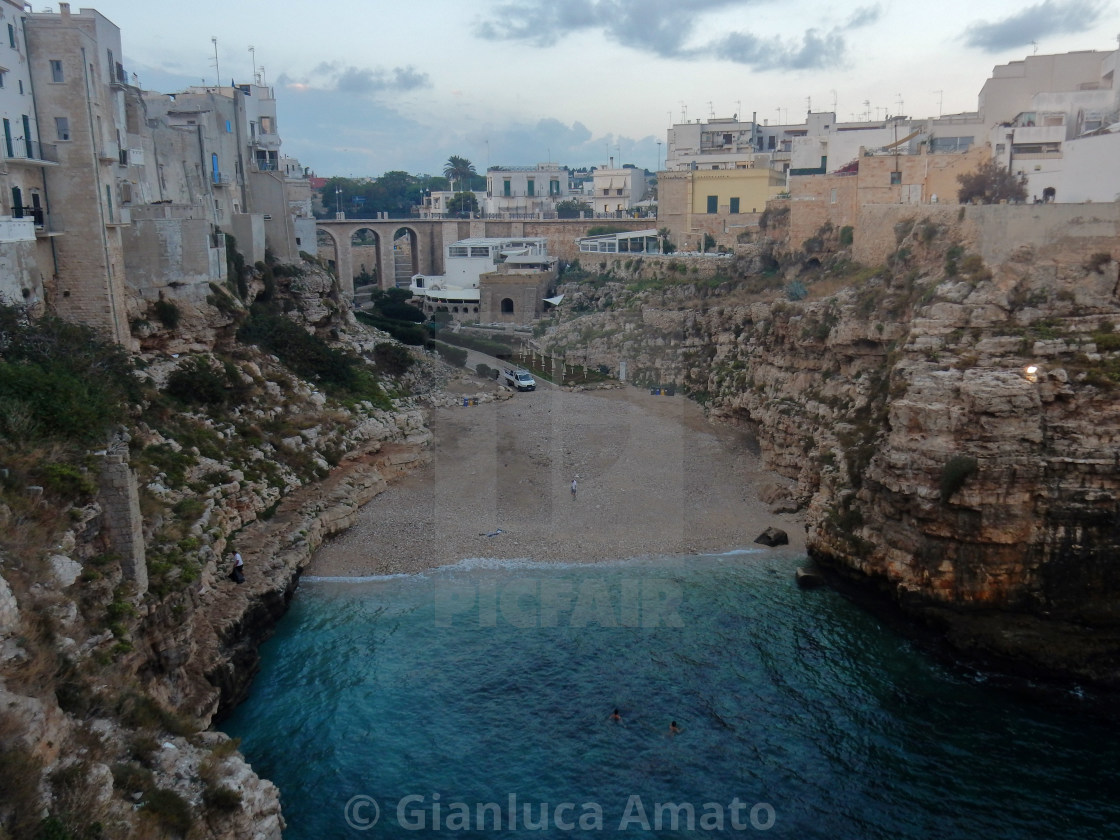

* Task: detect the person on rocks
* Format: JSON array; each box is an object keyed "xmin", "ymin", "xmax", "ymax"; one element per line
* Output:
[{"xmin": 230, "ymin": 551, "xmax": 245, "ymax": 584}]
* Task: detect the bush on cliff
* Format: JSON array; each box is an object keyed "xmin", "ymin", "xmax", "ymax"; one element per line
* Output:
[{"xmin": 0, "ymin": 307, "xmax": 135, "ymax": 443}]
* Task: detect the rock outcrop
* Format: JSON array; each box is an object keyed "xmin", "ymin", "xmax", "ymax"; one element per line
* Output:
[{"xmin": 543, "ymin": 209, "xmax": 1120, "ymax": 687}]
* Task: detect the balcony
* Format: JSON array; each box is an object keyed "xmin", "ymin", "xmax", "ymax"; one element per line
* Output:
[
  {"xmin": 4, "ymin": 139, "xmax": 59, "ymax": 165},
  {"xmin": 13, "ymin": 206, "xmax": 64, "ymax": 235},
  {"xmin": 211, "ymin": 171, "xmax": 231, "ymax": 186}
]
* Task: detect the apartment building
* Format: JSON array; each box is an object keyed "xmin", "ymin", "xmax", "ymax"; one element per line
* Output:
[
  {"xmin": 485, "ymin": 163, "xmax": 572, "ymax": 216},
  {"xmin": 0, "ymin": 0, "xmax": 53, "ymax": 310},
  {"xmin": 589, "ymin": 159, "xmax": 647, "ymax": 214}
]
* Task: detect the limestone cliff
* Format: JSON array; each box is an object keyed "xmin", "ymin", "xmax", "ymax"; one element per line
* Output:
[
  {"xmin": 0, "ymin": 257, "xmax": 445, "ymax": 839},
  {"xmin": 542, "ymin": 207, "xmax": 1120, "ymax": 687}
]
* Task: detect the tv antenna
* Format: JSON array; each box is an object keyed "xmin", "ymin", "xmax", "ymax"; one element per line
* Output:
[
  {"xmin": 211, "ymin": 37, "xmax": 219, "ymax": 87},
  {"xmin": 249, "ymin": 45, "xmax": 257, "ymax": 84},
  {"xmin": 830, "ymin": 89, "xmax": 838, "ymax": 113},
  {"xmin": 934, "ymin": 90, "xmax": 943, "ymax": 117}
]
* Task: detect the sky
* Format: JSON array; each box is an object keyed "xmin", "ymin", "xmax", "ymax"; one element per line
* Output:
[{"xmin": 78, "ymin": 0, "xmax": 1120, "ymax": 178}]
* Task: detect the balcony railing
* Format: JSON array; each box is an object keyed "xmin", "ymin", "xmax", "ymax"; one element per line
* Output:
[
  {"xmin": 12, "ymin": 206, "xmax": 63, "ymax": 233},
  {"xmin": 4, "ymin": 139, "xmax": 59, "ymax": 164},
  {"xmin": 211, "ymin": 171, "xmax": 231, "ymax": 185}
]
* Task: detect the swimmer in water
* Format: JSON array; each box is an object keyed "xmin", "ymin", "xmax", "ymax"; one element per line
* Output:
[
  {"xmin": 610, "ymin": 708, "xmax": 621, "ymax": 722},
  {"xmin": 669, "ymin": 721, "xmax": 681, "ymax": 735}
]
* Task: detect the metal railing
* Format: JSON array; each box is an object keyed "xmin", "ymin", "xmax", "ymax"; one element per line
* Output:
[{"xmin": 4, "ymin": 139, "xmax": 59, "ymax": 163}]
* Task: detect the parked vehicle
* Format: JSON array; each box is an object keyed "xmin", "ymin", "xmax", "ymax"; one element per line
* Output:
[{"xmin": 502, "ymin": 367, "xmax": 536, "ymax": 391}]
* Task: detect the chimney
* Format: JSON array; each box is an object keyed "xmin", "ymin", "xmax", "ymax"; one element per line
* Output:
[
  {"xmin": 609, "ymin": 156, "xmax": 614, "ymax": 168},
  {"xmin": 59, "ymin": 2, "xmax": 71, "ymax": 16}
]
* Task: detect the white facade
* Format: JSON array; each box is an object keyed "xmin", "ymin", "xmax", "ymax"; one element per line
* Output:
[
  {"xmin": 409, "ymin": 237, "xmax": 551, "ymax": 315},
  {"xmin": 485, "ymin": 164, "xmax": 571, "ymax": 215},
  {"xmin": 590, "ymin": 163, "xmax": 647, "ymax": 213}
]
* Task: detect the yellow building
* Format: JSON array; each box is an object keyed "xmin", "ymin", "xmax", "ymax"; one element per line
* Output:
[{"xmin": 658, "ymin": 167, "xmax": 786, "ymax": 251}]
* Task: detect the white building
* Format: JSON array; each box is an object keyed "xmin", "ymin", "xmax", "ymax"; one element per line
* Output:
[
  {"xmin": 0, "ymin": 0, "xmax": 53, "ymax": 309},
  {"xmin": 590, "ymin": 159, "xmax": 648, "ymax": 214},
  {"xmin": 409, "ymin": 236, "xmax": 553, "ymax": 319},
  {"xmin": 485, "ymin": 163, "xmax": 572, "ymax": 216}
]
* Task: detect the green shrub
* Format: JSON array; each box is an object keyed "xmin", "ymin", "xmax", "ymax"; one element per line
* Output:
[
  {"xmin": 785, "ymin": 280, "xmax": 808, "ymax": 301},
  {"xmin": 141, "ymin": 788, "xmax": 192, "ymax": 835},
  {"xmin": 1087, "ymin": 252, "xmax": 1113, "ymax": 274},
  {"xmin": 354, "ymin": 311, "xmax": 428, "ymax": 345},
  {"xmin": 940, "ymin": 455, "xmax": 978, "ymax": 502},
  {"xmin": 41, "ymin": 462, "xmax": 97, "ymax": 499},
  {"xmin": 476, "ymin": 363, "xmax": 492, "ymax": 379},
  {"xmin": 372, "ymin": 342, "xmax": 414, "ymax": 377},
  {"xmin": 433, "ymin": 342, "xmax": 468, "ymax": 368},
  {"xmin": 165, "ymin": 357, "xmax": 248, "ymax": 407},
  {"xmin": 153, "ymin": 298, "xmax": 181, "ymax": 329},
  {"xmin": 203, "ymin": 783, "xmax": 242, "ymax": 812},
  {"xmin": 839, "ymin": 226, "xmax": 854, "ymax": 247},
  {"xmin": 0, "ymin": 307, "xmax": 136, "ymax": 443}
]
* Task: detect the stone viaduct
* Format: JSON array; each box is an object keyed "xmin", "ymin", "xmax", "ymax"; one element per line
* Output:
[{"xmin": 315, "ymin": 217, "xmax": 655, "ymax": 297}]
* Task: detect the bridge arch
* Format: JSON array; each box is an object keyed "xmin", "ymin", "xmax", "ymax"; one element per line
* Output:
[{"xmin": 350, "ymin": 227, "xmax": 382, "ymax": 290}]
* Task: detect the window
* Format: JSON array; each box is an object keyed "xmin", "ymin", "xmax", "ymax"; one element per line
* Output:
[
  {"xmin": 503, "ymin": 179, "xmax": 511, "ymax": 197},
  {"xmin": 889, "ymin": 171, "xmax": 902, "ymax": 185},
  {"xmin": 767, "ymin": 135, "xmax": 776, "ymax": 150},
  {"xmin": 830, "ymin": 188, "xmax": 837, "ymax": 204},
  {"xmin": 730, "ymin": 197, "xmax": 740, "ymax": 214},
  {"xmin": 260, "ymin": 116, "xmax": 273, "ymax": 134},
  {"xmin": 0, "ymin": 71, "xmax": 5, "ymax": 89},
  {"xmin": 501, "ymin": 298, "xmax": 514, "ymax": 314},
  {"xmin": 2, "ymin": 118, "xmax": 11, "ymax": 158},
  {"xmin": 527, "ymin": 179, "xmax": 534, "ymax": 196},
  {"xmin": 225, "ymin": 119, "xmax": 231, "ymax": 133},
  {"xmin": 616, "ymin": 189, "xmax": 623, "ymax": 196},
  {"xmin": 49, "ymin": 60, "xmax": 64, "ymax": 83},
  {"xmin": 7, "ymin": 24, "xmax": 14, "ymax": 49},
  {"xmin": 55, "ymin": 116, "xmax": 70, "ymax": 141},
  {"xmin": 706, "ymin": 195, "xmax": 718, "ymax": 213},
  {"xmin": 105, "ymin": 185, "xmax": 114, "ymax": 223},
  {"xmin": 550, "ymin": 179, "xmax": 559, "ymax": 195},
  {"xmin": 18, "ymin": 79, "xmax": 22, "ymax": 95}
]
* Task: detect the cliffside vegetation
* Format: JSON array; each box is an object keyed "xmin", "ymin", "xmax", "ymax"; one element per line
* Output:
[{"xmin": 0, "ymin": 252, "xmax": 439, "ymax": 839}]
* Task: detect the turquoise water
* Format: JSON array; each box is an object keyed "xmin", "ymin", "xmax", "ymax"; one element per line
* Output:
[{"xmin": 223, "ymin": 552, "xmax": 1120, "ymax": 838}]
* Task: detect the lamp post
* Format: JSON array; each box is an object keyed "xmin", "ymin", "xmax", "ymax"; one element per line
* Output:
[{"xmin": 335, "ymin": 187, "xmax": 342, "ymax": 220}]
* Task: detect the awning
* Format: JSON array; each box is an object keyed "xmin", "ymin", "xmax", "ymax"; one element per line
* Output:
[{"xmin": 543, "ymin": 294, "xmax": 565, "ymax": 306}]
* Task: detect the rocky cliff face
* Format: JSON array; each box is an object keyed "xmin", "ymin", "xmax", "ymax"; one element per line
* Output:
[
  {"xmin": 544, "ymin": 214, "xmax": 1120, "ymax": 687},
  {"xmin": 0, "ymin": 258, "xmax": 445, "ymax": 838}
]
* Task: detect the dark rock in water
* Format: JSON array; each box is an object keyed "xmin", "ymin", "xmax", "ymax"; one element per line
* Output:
[
  {"xmin": 754, "ymin": 527, "xmax": 789, "ymax": 547},
  {"xmin": 796, "ymin": 567, "xmax": 825, "ymax": 588}
]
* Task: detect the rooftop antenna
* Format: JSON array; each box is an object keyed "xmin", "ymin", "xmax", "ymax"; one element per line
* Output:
[
  {"xmin": 806, "ymin": 95, "xmax": 812, "ymax": 114},
  {"xmin": 830, "ymin": 89, "xmax": 838, "ymax": 113},
  {"xmin": 680, "ymin": 102, "xmax": 687, "ymax": 122},
  {"xmin": 896, "ymin": 93, "xmax": 904, "ymax": 117},
  {"xmin": 1031, "ymin": 40, "xmax": 1038, "ymax": 54},
  {"xmin": 249, "ymin": 45, "xmax": 257, "ymax": 84},
  {"xmin": 863, "ymin": 99, "xmax": 870, "ymax": 121},
  {"xmin": 736, "ymin": 100, "xmax": 741, "ymax": 122},
  {"xmin": 667, "ymin": 110, "xmax": 673, "ymax": 125},
  {"xmin": 708, "ymin": 100, "xmax": 714, "ymax": 118},
  {"xmin": 211, "ymin": 36, "xmax": 219, "ymax": 87},
  {"xmin": 934, "ymin": 89, "xmax": 943, "ymax": 117}
]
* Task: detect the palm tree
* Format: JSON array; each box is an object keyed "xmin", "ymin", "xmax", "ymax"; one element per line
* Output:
[{"xmin": 443, "ymin": 155, "xmax": 477, "ymax": 192}]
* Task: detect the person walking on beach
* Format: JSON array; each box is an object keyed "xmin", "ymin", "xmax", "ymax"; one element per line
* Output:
[{"xmin": 571, "ymin": 477, "xmax": 578, "ymax": 498}]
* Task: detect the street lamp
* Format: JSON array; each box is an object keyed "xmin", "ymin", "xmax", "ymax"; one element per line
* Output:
[{"xmin": 335, "ymin": 187, "xmax": 342, "ymax": 219}]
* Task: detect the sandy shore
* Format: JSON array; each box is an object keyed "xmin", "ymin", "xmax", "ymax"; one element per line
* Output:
[{"xmin": 309, "ymin": 381, "xmax": 806, "ymax": 576}]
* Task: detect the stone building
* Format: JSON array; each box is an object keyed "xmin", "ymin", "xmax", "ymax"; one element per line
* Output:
[
  {"xmin": 24, "ymin": 2, "xmax": 132, "ymax": 343},
  {"xmin": 589, "ymin": 160, "xmax": 648, "ymax": 214},
  {"xmin": 658, "ymin": 167, "xmax": 785, "ymax": 251}
]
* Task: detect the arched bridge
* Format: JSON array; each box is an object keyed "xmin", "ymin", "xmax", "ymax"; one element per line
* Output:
[{"xmin": 316, "ymin": 217, "xmax": 657, "ymax": 298}]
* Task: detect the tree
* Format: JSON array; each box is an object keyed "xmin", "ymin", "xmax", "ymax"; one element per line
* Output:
[
  {"xmin": 443, "ymin": 155, "xmax": 477, "ymax": 192},
  {"xmin": 956, "ymin": 160, "xmax": 1028, "ymax": 205},
  {"xmin": 447, "ymin": 191, "xmax": 478, "ymax": 217},
  {"xmin": 555, "ymin": 199, "xmax": 592, "ymax": 219}
]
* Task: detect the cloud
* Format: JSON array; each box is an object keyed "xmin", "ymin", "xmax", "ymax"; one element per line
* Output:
[
  {"xmin": 962, "ymin": 0, "xmax": 1107, "ymax": 51},
  {"xmin": 474, "ymin": 0, "xmax": 875, "ymax": 69},
  {"xmin": 278, "ymin": 62, "xmax": 430, "ymax": 97}
]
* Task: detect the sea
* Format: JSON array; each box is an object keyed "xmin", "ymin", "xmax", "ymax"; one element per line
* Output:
[{"xmin": 221, "ymin": 550, "xmax": 1120, "ymax": 839}]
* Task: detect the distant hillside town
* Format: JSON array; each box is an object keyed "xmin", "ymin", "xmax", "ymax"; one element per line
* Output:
[{"xmin": 2, "ymin": 0, "xmax": 1118, "ymax": 339}]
